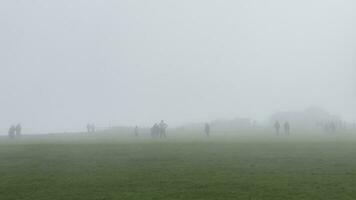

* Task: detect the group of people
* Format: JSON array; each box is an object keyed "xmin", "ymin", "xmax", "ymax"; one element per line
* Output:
[
  {"xmin": 8, "ymin": 124, "xmax": 22, "ymax": 138},
  {"xmin": 274, "ymin": 121, "xmax": 290, "ymax": 135},
  {"xmin": 151, "ymin": 120, "xmax": 168, "ymax": 138},
  {"xmin": 323, "ymin": 121, "xmax": 337, "ymax": 133},
  {"xmin": 316, "ymin": 121, "xmax": 345, "ymax": 134},
  {"xmin": 86, "ymin": 124, "xmax": 96, "ymax": 133}
]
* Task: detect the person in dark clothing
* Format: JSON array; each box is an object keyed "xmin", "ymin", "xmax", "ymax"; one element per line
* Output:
[
  {"xmin": 87, "ymin": 124, "xmax": 91, "ymax": 133},
  {"xmin": 284, "ymin": 121, "xmax": 290, "ymax": 135},
  {"xmin": 15, "ymin": 124, "xmax": 22, "ymax": 136},
  {"xmin": 150, "ymin": 124, "xmax": 155, "ymax": 138},
  {"xmin": 151, "ymin": 123, "xmax": 159, "ymax": 138},
  {"xmin": 8, "ymin": 126, "xmax": 16, "ymax": 139},
  {"xmin": 204, "ymin": 123, "xmax": 210, "ymax": 137}
]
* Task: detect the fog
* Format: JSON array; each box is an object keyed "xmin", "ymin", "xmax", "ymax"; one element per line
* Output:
[{"xmin": 1, "ymin": 0, "xmax": 355, "ymax": 134}]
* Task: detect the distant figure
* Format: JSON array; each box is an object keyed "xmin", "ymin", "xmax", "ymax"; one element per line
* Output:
[
  {"xmin": 252, "ymin": 120, "xmax": 257, "ymax": 128},
  {"xmin": 150, "ymin": 124, "xmax": 155, "ymax": 138},
  {"xmin": 330, "ymin": 122, "xmax": 336, "ymax": 133},
  {"xmin": 134, "ymin": 126, "xmax": 139, "ymax": 137},
  {"xmin": 323, "ymin": 122, "xmax": 330, "ymax": 133},
  {"xmin": 151, "ymin": 123, "xmax": 159, "ymax": 138},
  {"xmin": 284, "ymin": 122, "xmax": 290, "ymax": 135},
  {"xmin": 15, "ymin": 124, "xmax": 22, "ymax": 136},
  {"xmin": 159, "ymin": 120, "xmax": 168, "ymax": 138},
  {"xmin": 204, "ymin": 123, "xmax": 210, "ymax": 137},
  {"xmin": 274, "ymin": 121, "xmax": 281, "ymax": 135},
  {"xmin": 87, "ymin": 124, "xmax": 91, "ymax": 133},
  {"xmin": 8, "ymin": 125, "xmax": 16, "ymax": 139}
]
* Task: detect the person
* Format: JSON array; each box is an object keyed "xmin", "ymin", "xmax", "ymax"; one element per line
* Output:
[
  {"xmin": 15, "ymin": 124, "xmax": 22, "ymax": 136},
  {"xmin": 150, "ymin": 124, "xmax": 155, "ymax": 138},
  {"xmin": 134, "ymin": 126, "xmax": 139, "ymax": 137},
  {"xmin": 284, "ymin": 121, "xmax": 290, "ymax": 135},
  {"xmin": 274, "ymin": 121, "xmax": 281, "ymax": 135},
  {"xmin": 8, "ymin": 125, "xmax": 15, "ymax": 139},
  {"xmin": 151, "ymin": 123, "xmax": 159, "ymax": 138},
  {"xmin": 330, "ymin": 122, "xmax": 336, "ymax": 133},
  {"xmin": 91, "ymin": 124, "xmax": 96, "ymax": 132},
  {"xmin": 324, "ymin": 122, "xmax": 331, "ymax": 133},
  {"xmin": 87, "ymin": 124, "xmax": 91, "ymax": 133},
  {"xmin": 159, "ymin": 120, "xmax": 168, "ymax": 138},
  {"xmin": 204, "ymin": 123, "xmax": 210, "ymax": 137}
]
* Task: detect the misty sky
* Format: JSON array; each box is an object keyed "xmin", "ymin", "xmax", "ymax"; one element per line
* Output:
[{"xmin": 1, "ymin": 0, "xmax": 355, "ymax": 133}]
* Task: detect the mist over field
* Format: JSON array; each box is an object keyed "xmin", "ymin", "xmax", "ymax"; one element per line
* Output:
[
  {"xmin": 1, "ymin": 0, "xmax": 356, "ymax": 134},
  {"xmin": 2, "ymin": 2, "xmax": 356, "ymax": 199}
]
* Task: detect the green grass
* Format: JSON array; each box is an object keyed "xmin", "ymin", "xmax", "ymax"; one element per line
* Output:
[{"xmin": 0, "ymin": 132, "xmax": 356, "ymax": 200}]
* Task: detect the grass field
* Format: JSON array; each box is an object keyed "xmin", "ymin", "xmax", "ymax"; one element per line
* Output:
[{"xmin": 0, "ymin": 131, "xmax": 356, "ymax": 200}]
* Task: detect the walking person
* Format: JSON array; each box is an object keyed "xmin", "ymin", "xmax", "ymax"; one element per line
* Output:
[
  {"xmin": 159, "ymin": 120, "xmax": 168, "ymax": 138},
  {"xmin": 284, "ymin": 121, "xmax": 290, "ymax": 135},
  {"xmin": 8, "ymin": 125, "xmax": 15, "ymax": 139},
  {"xmin": 204, "ymin": 123, "xmax": 210, "ymax": 137},
  {"xmin": 15, "ymin": 124, "xmax": 22, "ymax": 136},
  {"xmin": 151, "ymin": 123, "xmax": 159, "ymax": 138},
  {"xmin": 87, "ymin": 124, "xmax": 91, "ymax": 133}
]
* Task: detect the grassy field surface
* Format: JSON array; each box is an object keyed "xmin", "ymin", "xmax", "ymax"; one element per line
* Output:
[{"xmin": 0, "ymin": 132, "xmax": 356, "ymax": 200}]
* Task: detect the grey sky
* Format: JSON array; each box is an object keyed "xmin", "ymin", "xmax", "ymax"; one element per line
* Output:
[{"xmin": 1, "ymin": 0, "xmax": 355, "ymax": 133}]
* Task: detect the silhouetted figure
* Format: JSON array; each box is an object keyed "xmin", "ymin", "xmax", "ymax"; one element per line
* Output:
[
  {"xmin": 324, "ymin": 121, "xmax": 336, "ymax": 134},
  {"xmin": 151, "ymin": 123, "xmax": 159, "ymax": 138},
  {"xmin": 204, "ymin": 123, "xmax": 210, "ymax": 137},
  {"xmin": 274, "ymin": 121, "xmax": 281, "ymax": 135},
  {"xmin": 150, "ymin": 124, "xmax": 155, "ymax": 138},
  {"xmin": 15, "ymin": 124, "xmax": 22, "ymax": 136},
  {"xmin": 159, "ymin": 120, "xmax": 168, "ymax": 138},
  {"xmin": 87, "ymin": 124, "xmax": 91, "ymax": 133},
  {"xmin": 330, "ymin": 122, "xmax": 336, "ymax": 133},
  {"xmin": 134, "ymin": 126, "xmax": 139, "ymax": 137},
  {"xmin": 284, "ymin": 122, "xmax": 290, "ymax": 135},
  {"xmin": 8, "ymin": 126, "xmax": 16, "ymax": 139}
]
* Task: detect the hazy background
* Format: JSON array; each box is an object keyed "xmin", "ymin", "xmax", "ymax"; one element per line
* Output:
[{"xmin": 0, "ymin": 0, "xmax": 355, "ymax": 133}]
